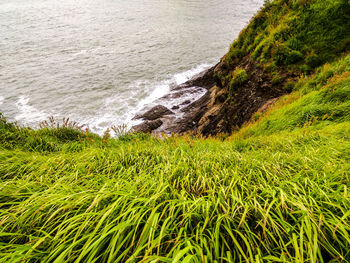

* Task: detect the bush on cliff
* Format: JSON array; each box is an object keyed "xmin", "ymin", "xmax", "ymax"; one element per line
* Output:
[{"xmin": 229, "ymin": 68, "xmax": 249, "ymax": 97}]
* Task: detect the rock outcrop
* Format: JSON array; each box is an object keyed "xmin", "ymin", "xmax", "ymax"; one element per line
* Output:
[
  {"xmin": 133, "ymin": 105, "xmax": 174, "ymax": 121},
  {"xmin": 132, "ymin": 56, "xmax": 298, "ymax": 136},
  {"xmin": 132, "ymin": 119, "xmax": 163, "ymax": 133}
]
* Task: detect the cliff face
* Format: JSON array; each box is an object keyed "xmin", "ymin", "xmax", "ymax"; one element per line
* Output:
[
  {"xmin": 194, "ymin": 57, "xmax": 298, "ymax": 135},
  {"xmin": 134, "ymin": 0, "xmax": 350, "ymax": 135},
  {"xmin": 195, "ymin": 0, "xmax": 350, "ymax": 135}
]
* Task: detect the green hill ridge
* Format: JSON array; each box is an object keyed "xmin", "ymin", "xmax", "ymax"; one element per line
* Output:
[
  {"xmin": 192, "ymin": 0, "xmax": 350, "ymax": 135},
  {"xmin": 0, "ymin": 0, "xmax": 349, "ymax": 262}
]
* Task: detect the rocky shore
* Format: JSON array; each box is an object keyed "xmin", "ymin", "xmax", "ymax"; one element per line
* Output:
[
  {"xmin": 132, "ymin": 66, "xmax": 217, "ymax": 135},
  {"xmin": 132, "ymin": 56, "xmax": 299, "ymax": 136}
]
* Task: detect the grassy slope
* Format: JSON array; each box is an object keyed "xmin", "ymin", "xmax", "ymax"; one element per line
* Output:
[
  {"xmin": 1, "ymin": 1, "xmax": 350, "ymax": 262},
  {"xmin": 0, "ymin": 55, "xmax": 349, "ymax": 262},
  {"xmin": 215, "ymin": 0, "xmax": 350, "ymax": 95},
  {"xmin": 226, "ymin": 0, "xmax": 350, "ymax": 73}
]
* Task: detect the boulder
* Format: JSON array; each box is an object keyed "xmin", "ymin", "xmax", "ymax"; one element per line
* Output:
[
  {"xmin": 133, "ymin": 105, "xmax": 174, "ymax": 121},
  {"xmin": 179, "ymin": 100, "xmax": 191, "ymax": 106},
  {"xmin": 132, "ymin": 119, "xmax": 163, "ymax": 133}
]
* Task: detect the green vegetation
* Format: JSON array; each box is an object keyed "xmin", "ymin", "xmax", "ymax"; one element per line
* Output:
[
  {"xmin": 226, "ymin": 0, "xmax": 350, "ymax": 73},
  {"xmin": 1, "ymin": 0, "xmax": 349, "ymax": 262},
  {"xmin": 229, "ymin": 68, "xmax": 249, "ymax": 97},
  {"xmin": 242, "ymin": 54, "xmax": 350, "ymax": 137},
  {"xmin": 1, "ymin": 54, "xmax": 349, "ymax": 262}
]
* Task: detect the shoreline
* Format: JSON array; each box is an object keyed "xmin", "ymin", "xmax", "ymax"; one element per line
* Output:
[
  {"xmin": 132, "ymin": 64, "xmax": 218, "ymax": 135},
  {"xmin": 132, "ymin": 54, "xmax": 296, "ymax": 136}
]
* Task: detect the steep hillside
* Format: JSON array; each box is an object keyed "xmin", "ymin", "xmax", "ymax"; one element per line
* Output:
[
  {"xmin": 131, "ymin": 0, "xmax": 350, "ymax": 136},
  {"xmin": 0, "ymin": 0, "xmax": 349, "ymax": 262},
  {"xmin": 0, "ymin": 57, "xmax": 349, "ymax": 261},
  {"xmin": 194, "ymin": 0, "xmax": 350, "ymax": 135}
]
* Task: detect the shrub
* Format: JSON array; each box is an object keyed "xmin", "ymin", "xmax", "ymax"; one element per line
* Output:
[
  {"xmin": 24, "ymin": 135, "xmax": 56, "ymax": 152},
  {"xmin": 252, "ymin": 41, "xmax": 265, "ymax": 61},
  {"xmin": 283, "ymin": 81, "xmax": 295, "ymax": 92},
  {"xmin": 288, "ymin": 50, "xmax": 303, "ymax": 64},
  {"xmin": 272, "ymin": 42, "xmax": 291, "ymax": 65},
  {"xmin": 305, "ymin": 53, "xmax": 322, "ymax": 68},
  {"xmin": 0, "ymin": 113, "xmax": 29, "ymax": 149},
  {"xmin": 300, "ymin": 64, "xmax": 312, "ymax": 74},
  {"xmin": 227, "ymin": 48, "xmax": 245, "ymax": 65},
  {"xmin": 39, "ymin": 116, "xmax": 86, "ymax": 142},
  {"xmin": 260, "ymin": 39, "xmax": 273, "ymax": 61},
  {"xmin": 272, "ymin": 43, "xmax": 303, "ymax": 66},
  {"xmin": 272, "ymin": 73, "xmax": 285, "ymax": 85},
  {"xmin": 229, "ymin": 68, "xmax": 249, "ymax": 96},
  {"xmin": 40, "ymin": 128, "xmax": 84, "ymax": 142}
]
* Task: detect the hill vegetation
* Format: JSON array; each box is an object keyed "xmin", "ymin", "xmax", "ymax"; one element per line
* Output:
[
  {"xmin": 197, "ymin": 0, "xmax": 350, "ymax": 135},
  {"xmin": 0, "ymin": 0, "xmax": 349, "ymax": 262},
  {"xmin": 225, "ymin": 0, "xmax": 350, "ymax": 74}
]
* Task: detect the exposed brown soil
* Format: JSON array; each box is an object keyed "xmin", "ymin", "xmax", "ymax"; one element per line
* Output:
[{"xmin": 133, "ymin": 56, "xmax": 300, "ymax": 135}]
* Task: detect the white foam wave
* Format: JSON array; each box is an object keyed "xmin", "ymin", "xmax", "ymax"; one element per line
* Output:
[
  {"xmin": 8, "ymin": 63, "xmax": 213, "ymax": 136},
  {"xmin": 0, "ymin": 96, "xmax": 4, "ymax": 106},
  {"xmin": 135, "ymin": 80, "xmax": 171, "ymax": 112},
  {"xmin": 133, "ymin": 63, "xmax": 212, "ymax": 113},
  {"xmin": 15, "ymin": 96, "xmax": 47, "ymax": 125},
  {"xmin": 79, "ymin": 63, "xmax": 212, "ymax": 136},
  {"xmin": 174, "ymin": 63, "xmax": 211, "ymax": 85}
]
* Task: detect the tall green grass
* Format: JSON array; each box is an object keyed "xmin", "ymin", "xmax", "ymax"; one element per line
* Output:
[
  {"xmin": 226, "ymin": 0, "xmax": 350, "ymax": 72},
  {"xmin": 1, "ymin": 52, "xmax": 349, "ymax": 261},
  {"xmin": 0, "ymin": 0, "xmax": 349, "ymax": 261},
  {"xmin": 0, "ymin": 121, "xmax": 349, "ymax": 262},
  {"xmin": 238, "ymin": 54, "xmax": 350, "ymax": 138}
]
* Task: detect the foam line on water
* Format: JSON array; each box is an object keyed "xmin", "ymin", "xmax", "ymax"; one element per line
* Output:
[
  {"xmin": 15, "ymin": 96, "xmax": 47, "ymax": 126},
  {"xmin": 134, "ymin": 81, "xmax": 171, "ymax": 112},
  {"xmin": 133, "ymin": 63, "xmax": 212, "ymax": 113},
  {"xmin": 174, "ymin": 63, "xmax": 211, "ymax": 85},
  {"xmin": 0, "ymin": 96, "xmax": 4, "ymax": 106},
  {"xmin": 7, "ymin": 63, "xmax": 212, "ymax": 136},
  {"xmin": 82, "ymin": 63, "xmax": 212, "ymax": 136}
]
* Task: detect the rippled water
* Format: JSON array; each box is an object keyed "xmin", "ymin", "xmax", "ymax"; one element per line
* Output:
[{"xmin": 0, "ymin": 0, "xmax": 263, "ymax": 134}]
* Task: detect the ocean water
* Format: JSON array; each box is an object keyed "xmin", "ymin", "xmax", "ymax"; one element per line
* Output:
[{"xmin": 0, "ymin": 0, "xmax": 264, "ymax": 134}]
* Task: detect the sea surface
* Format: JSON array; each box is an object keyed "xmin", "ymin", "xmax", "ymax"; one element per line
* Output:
[{"xmin": 0, "ymin": 0, "xmax": 263, "ymax": 134}]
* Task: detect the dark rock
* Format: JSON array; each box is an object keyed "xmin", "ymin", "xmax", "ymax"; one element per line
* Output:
[
  {"xmin": 132, "ymin": 119, "xmax": 163, "ymax": 133},
  {"xmin": 176, "ymin": 64, "xmax": 218, "ymax": 89},
  {"xmin": 131, "ymin": 54, "xmax": 298, "ymax": 136},
  {"xmin": 164, "ymin": 92, "xmax": 210, "ymax": 134},
  {"xmin": 162, "ymin": 90, "xmax": 187, "ymax": 99},
  {"xmin": 181, "ymin": 91, "xmax": 210, "ymax": 112},
  {"xmin": 179, "ymin": 100, "xmax": 191, "ymax": 106},
  {"xmin": 133, "ymin": 105, "xmax": 174, "ymax": 121},
  {"xmin": 193, "ymin": 56, "xmax": 298, "ymax": 136}
]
